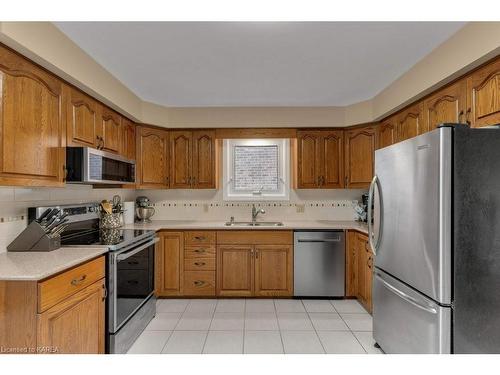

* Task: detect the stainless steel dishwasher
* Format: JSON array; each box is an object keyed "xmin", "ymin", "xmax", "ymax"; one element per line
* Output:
[{"xmin": 294, "ymin": 230, "xmax": 345, "ymax": 297}]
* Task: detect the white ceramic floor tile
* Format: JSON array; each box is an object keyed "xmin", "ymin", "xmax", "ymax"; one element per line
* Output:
[
  {"xmin": 277, "ymin": 312, "xmax": 314, "ymax": 331},
  {"xmin": 331, "ymin": 299, "xmax": 367, "ymax": 313},
  {"xmin": 340, "ymin": 313, "xmax": 373, "ymax": 331},
  {"xmin": 245, "ymin": 299, "xmax": 276, "ymax": 312},
  {"xmin": 353, "ymin": 331, "xmax": 383, "ymax": 354},
  {"xmin": 216, "ymin": 299, "xmax": 246, "ymax": 312},
  {"xmin": 210, "ymin": 312, "xmax": 244, "ymax": 330},
  {"xmin": 185, "ymin": 299, "xmax": 218, "ymax": 313},
  {"xmin": 309, "ymin": 313, "xmax": 349, "ymax": 331},
  {"xmin": 157, "ymin": 299, "xmax": 190, "ymax": 313},
  {"xmin": 203, "ymin": 331, "xmax": 244, "ymax": 354},
  {"xmin": 281, "ymin": 331, "xmax": 325, "ymax": 354},
  {"xmin": 245, "ymin": 312, "xmax": 279, "ymax": 331},
  {"xmin": 161, "ymin": 331, "xmax": 207, "ymax": 354},
  {"xmin": 244, "ymin": 331, "xmax": 284, "ymax": 354},
  {"xmin": 175, "ymin": 311, "xmax": 213, "ymax": 331},
  {"xmin": 317, "ymin": 331, "xmax": 366, "ymax": 354},
  {"xmin": 302, "ymin": 299, "xmax": 337, "ymax": 313},
  {"xmin": 127, "ymin": 330, "xmax": 172, "ymax": 354},
  {"xmin": 146, "ymin": 313, "xmax": 182, "ymax": 331},
  {"xmin": 274, "ymin": 299, "xmax": 306, "ymax": 313}
]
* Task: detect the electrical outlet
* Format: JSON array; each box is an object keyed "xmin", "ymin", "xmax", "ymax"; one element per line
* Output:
[{"xmin": 296, "ymin": 204, "xmax": 305, "ymax": 213}]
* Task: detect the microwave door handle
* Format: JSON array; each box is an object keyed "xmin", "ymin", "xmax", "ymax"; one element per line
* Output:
[
  {"xmin": 116, "ymin": 237, "xmax": 159, "ymax": 261},
  {"xmin": 368, "ymin": 175, "xmax": 382, "ymax": 256}
]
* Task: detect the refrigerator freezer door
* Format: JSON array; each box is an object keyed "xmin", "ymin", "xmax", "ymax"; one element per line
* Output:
[
  {"xmin": 372, "ymin": 128, "xmax": 452, "ymax": 304},
  {"xmin": 373, "ymin": 269, "xmax": 451, "ymax": 354}
]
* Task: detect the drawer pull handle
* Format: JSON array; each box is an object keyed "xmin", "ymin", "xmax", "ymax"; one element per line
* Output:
[
  {"xmin": 71, "ymin": 275, "xmax": 87, "ymax": 286},
  {"xmin": 194, "ymin": 280, "xmax": 205, "ymax": 286},
  {"xmin": 194, "ymin": 249, "xmax": 206, "ymax": 253},
  {"xmin": 194, "ymin": 236, "xmax": 206, "ymax": 241},
  {"xmin": 128, "ymin": 261, "xmax": 139, "ymax": 265},
  {"xmin": 194, "ymin": 262, "xmax": 206, "ymax": 266}
]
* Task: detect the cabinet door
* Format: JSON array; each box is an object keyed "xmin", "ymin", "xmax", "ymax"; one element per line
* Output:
[
  {"xmin": 378, "ymin": 117, "xmax": 397, "ymax": 149},
  {"xmin": 37, "ymin": 279, "xmax": 105, "ymax": 354},
  {"xmin": 66, "ymin": 87, "xmax": 100, "ymax": 148},
  {"xmin": 192, "ymin": 130, "xmax": 216, "ymax": 189},
  {"xmin": 397, "ymin": 102, "xmax": 425, "ymax": 142},
  {"xmin": 99, "ymin": 106, "xmax": 122, "ymax": 154},
  {"xmin": 254, "ymin": 245, "xmax": 293, "ymax": 297},
  {"xmin": 320, "ymin": 130, "xmax": 344, "ymax": 188},
  {"xmin": 466, "ymin": 58, "xmax": 500, "ymax": 128},
  {"xmin": 122, "ymin": 118, "xmax": 136, "ymax": 160},
  {"xmin": 356, "ymin": 234, "xmax": 368, "ymax": 307},
  {"xmin": 156, "ymin": 232, "xmax": 183, "ymax": 296},
  {"xmin": 365, "ymin": 248, "xmax": 374, "ymax": 314},
  {"xmin": 345, "ymin": 230, "xmax": 358, "ymax": 297},
  {"xmin": 295, "ymin": 131, "xmax": 321, "ymax": 188},
  {"xmin": 423, "ymin": 79, "xmax": 467, "ymax": 130},
  {"xmin": 170, "ymin": 130, "xmax": 192, "ymax": 188},
  {"xmin": 0, "ymin": 45, "xmax": 65, "ymax": 187},
  {"xmin": 136, "ymin": 126, "xmax": 169, "ymax": 189},
  {"xmin": 216, "ymin": 245, "xmax": 254, "ymax": 297},
  {"xmin": 344, "ymin": 126, "xmax": 377, "ymax": 189}
]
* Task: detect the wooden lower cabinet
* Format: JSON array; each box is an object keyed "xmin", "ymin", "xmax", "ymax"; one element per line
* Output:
[
  {"xmin": 345, "ymin": 230, "xmax": 373, "ymax": 313},
  {"xmin": 216, "ymin": 245, "xmax": 254, "ymax": 297},
  {"xmin": 254, "ymin": 245, "xmax": 293, "ymax": 297},
  {"xmin": 155, "ymin": 231, "xmax": 183, "ymax": 296},
  {"xmin": 0, "ymin": 256, "xmax": 106, "ymax": 354}
]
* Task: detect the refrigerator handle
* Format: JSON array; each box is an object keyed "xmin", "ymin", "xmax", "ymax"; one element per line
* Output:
[{"xmin": 368, "ymin": 175, "xmax": 382, "ymax": 256}]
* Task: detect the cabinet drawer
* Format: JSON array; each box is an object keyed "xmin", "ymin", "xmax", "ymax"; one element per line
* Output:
[
  {"xmin": 38, "ymin": 256, "xmax": 105, "ymax": 313},
  {"xmin": 216, "ymin": 230, "xmax": 293, "ymax": 245},
  {"xmin": 185, "ymin": 245, "xmax": 216, "ymax": 258},
  {"xmin": 184, "ymin": 271, "xmax": 216, "ymax": 296},
  {"xmin": 185, "ymin": 231, "xmax": 216, "ymax": 245},
  {"xmin": 184, "ymin": 257, "xmax": 215, "ymax": 271}
]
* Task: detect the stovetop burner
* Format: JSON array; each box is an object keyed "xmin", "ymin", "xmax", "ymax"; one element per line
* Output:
[{"xmin": 62, "ymin": 228, "xmax": 155, "ymax": 251}]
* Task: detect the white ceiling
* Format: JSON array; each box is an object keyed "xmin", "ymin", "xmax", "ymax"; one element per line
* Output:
[{"xmin": 55, "ymin": 22, "xmax": 466, "ymax": 107}]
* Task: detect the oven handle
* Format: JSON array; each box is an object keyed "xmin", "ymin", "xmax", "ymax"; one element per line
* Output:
[{"xmin": 116, "ymin": 237, "xmax": 159, "ymax": 261}]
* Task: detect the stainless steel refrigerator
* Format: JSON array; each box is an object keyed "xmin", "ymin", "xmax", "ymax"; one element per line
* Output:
[{"xmin": 369, "ymin": 124, "xmax": 500, "ymax": 354}]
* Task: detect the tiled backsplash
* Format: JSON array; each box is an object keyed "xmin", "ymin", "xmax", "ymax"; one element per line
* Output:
[
  {"xmin": 0, "ymin": 185, "xmax": 135, "ymax": 253},
  {"xmin": 0, "ymin": 185, "xmax": 366, "ymax": 252}
]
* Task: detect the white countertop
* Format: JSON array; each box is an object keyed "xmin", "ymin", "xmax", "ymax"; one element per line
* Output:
[
  {"xmin": 0, "ymin": 247, "xmax": 108, "ymax": 281},
  {"xmin": 122, "ymin": 219, "xmax": 368, "ymax": 234}
]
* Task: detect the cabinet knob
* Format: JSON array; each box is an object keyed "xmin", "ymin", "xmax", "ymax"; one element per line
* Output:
[
  {"xmin": 194, "ymin": 262, "xmax": 206, "ymax": 266},
  {"xmin": 71, "ymin": 274, "xmax": 87, "ymax": 286},
  {"xmin": 194, "ymin": 248, "xmax": 206, "ymax": 253},
  {"xmin": 194, "ymin": 280, "xmax": 205, "ymax": 286},
  {"xmin": 194, "ymin": 236, "xmax": 206, "ymax": 241}
]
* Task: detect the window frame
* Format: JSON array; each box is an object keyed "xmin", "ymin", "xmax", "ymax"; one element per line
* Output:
[{"xmin": 222, "ymin": 138, "xmax": 290, "ymax": 201}]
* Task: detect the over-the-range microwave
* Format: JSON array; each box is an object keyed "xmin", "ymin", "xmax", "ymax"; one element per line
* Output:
[{"xmin": 66, "ymin": 147, "xmax": 136, "ymax": 185}]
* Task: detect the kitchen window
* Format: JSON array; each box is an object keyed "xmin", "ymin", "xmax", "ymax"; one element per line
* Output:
[{"xmin": 223, "ymin": 138, "xmax": 290, "ymax": 201}]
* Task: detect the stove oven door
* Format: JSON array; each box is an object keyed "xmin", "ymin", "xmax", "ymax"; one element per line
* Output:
[{"xmin": 109, "ymin": 237, "xmax": 158, "ymax": 333}]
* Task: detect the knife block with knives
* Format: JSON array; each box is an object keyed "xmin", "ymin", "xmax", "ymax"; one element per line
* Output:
[{"xmin": 7, "ymin": 208, "xmax": 68, "ymax": 252}]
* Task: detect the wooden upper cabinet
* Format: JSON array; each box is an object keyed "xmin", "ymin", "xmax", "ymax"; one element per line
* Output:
[
  {"xmin": 423, "ymin": 79, "xmax": 467, "ymax": 130},
  {"xmin": 344, "ymin": 125, "xmax": 377, "ymax": 189},
  {"xmin": 170, "ymin": 131, "xmax": 192, "ymax": 188},
  {"xmin": 136, "ymin": 126, "xmax": 169, "ymax": 189},
  {"xmin": 466, "ymin": 57, "xmax": 500, "ymax": 128},
  {"xmin": 0, "ymin": 45, "xmax": 65, "ymax": 187},
  {"xmin": 321, "ymin": 131, "xmax": 344, "ymax": 188},
  {"xmin": 295, "ymin": 130, "xmax": 344, "ymax": 189},
  {"xmin": 378, "ymin": 117, "xmax": 397, "ymax": 149},
  {"xmin": 122, "ymin": 118, "xmax": 136, "ymax": 160},
  {"xmin": 66, "ymin": 86, "xmax": 100, "ymax": 148},
  {"xmin": 254, "ymin": 245, "xmax": 293, "ymax": 297},
  {"xmin": 295, "ymin": 131, "xmax": 321, "ymax": 188},
  {"xmin": 397, "ymin": 102, "xmax": 425, "ymax": 142},
  {"xmin": 192, "ymin": 130, "xmax": 216, "ymax": 189},
  {"xmin": 216, "ymin": 245, "xmax": 254, "ymax": 297},
  {"xmin": 99, "ymin": 106, "xmax": 122, "ymax": 154}
]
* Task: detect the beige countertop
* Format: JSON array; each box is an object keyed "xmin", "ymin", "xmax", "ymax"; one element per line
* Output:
[
  {"xmin": 123, "ymin": 219, "xmax": 368, "ymax": 234},
  {"xmin": 0, "ymin": 247, "xmax": 108, "ymax": 281},
  {"xmin": 0, "ymin": 220, "xmax": 367, "ymax": 281}
]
